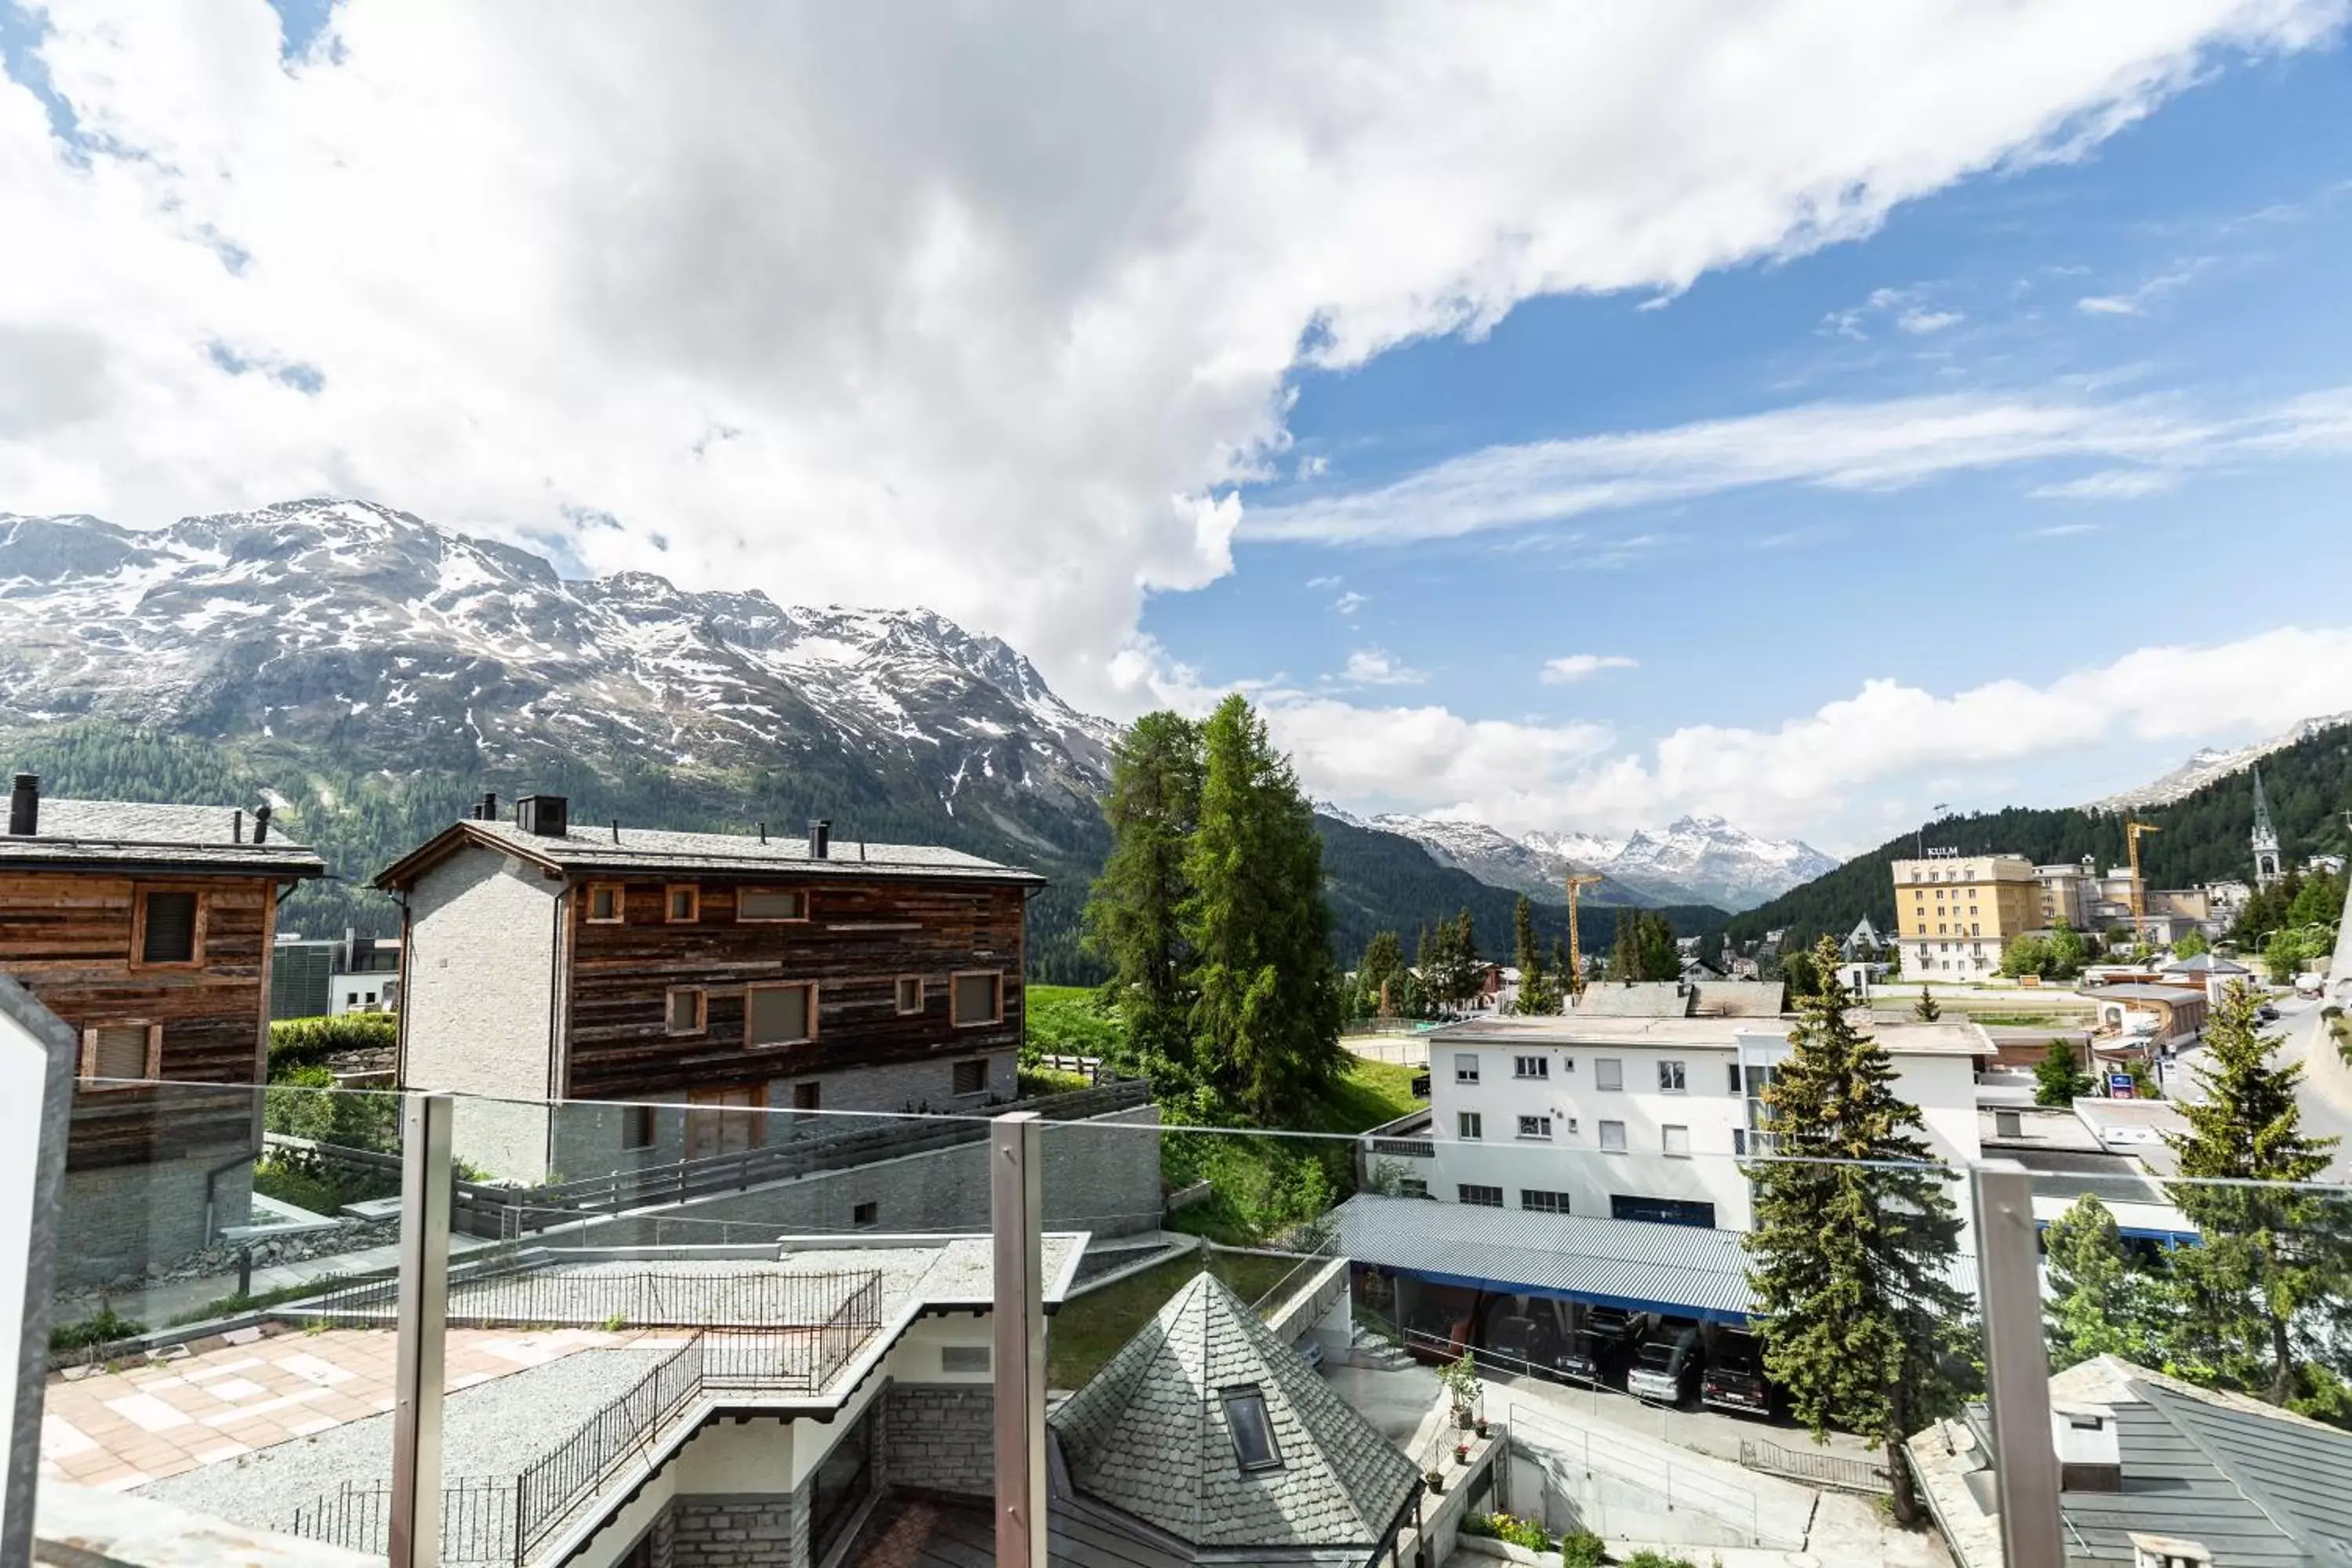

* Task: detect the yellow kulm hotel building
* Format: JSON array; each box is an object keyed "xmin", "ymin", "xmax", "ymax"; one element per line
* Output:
[{"xmin": 1893, "ymin": 851, "xmax": 2043, "ymax": 981}]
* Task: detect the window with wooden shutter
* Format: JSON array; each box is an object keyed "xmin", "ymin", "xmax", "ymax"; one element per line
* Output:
[
  {"xmin": 666, "ymin": 884, "xmax": 700, "ymax": 923},
  {"xmin": 737, "ymin": 888, "xmax": 807, "ymax": 922},
  {"xmin": 136, "ymin": 890, "xmax": 200, "ymax": 964},
  {"xmin": 586, "ymin": 883, "xmax": 624, "ymax": 924},
  {"xmin": 950, "ymin": 971, "xmax": 1001, "ymax": 1027},
  {"xmin": 82, "ymin": 1023, "xmax": 158, "ymax": 1086},
  {"xmin": 665, "ymin": 987, "xmax": 706, "ymax": 1035},
  {"xmin": 746, "ymin": 982, "xmax": 814, "ymax": 1046}
]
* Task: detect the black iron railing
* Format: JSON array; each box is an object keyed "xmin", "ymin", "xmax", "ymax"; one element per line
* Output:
[
  {"xmin": 296, "ymin": 1263, "xmax": 880, "ymax": 1333},
  {"xmin": 276, "ymin": 1476, "xmax": 519, "ymax": 1565}
]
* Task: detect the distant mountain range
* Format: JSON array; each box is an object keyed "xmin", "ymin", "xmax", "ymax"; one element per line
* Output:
[
  {"xmin": 2088, "ymin": 712, "xmax": 2352, "ymax": 811},
  {"xmin": 1327, "ymin": 807, "xmax": 1836, "ymax": 913},
  {"xmin": 0, "ymin": 499, "xmax": 1735, "ymax": 977}
]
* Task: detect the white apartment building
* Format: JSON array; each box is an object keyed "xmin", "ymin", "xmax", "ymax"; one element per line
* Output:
[{"xmin": 1370, "ymin": 1013, "xmax": 1988, "ymax": 1238}]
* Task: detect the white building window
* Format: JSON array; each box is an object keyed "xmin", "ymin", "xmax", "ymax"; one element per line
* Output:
[
  {"xmin": 1455, "ymin": 1053, "xmax": 1481, "ymax": 1084},
  {"xmin": 1595, "ymin": 1058, "xmax": 1623, "ymax": 1091},
  {"xmin": 1513, "ymin": 1055, "xmax": 1548, "ymax": 1080},
  {"xmin": 1458, "ymin": 1184, "xmax": 1504, "ymax": 1207},
  {"xmin": 1520, "ymin": 1189, "xmax": 1570, "ymax": 1214},
  {"xmin": 1657, "ymin": 1059, "xmax": 1686, "ymax": 1093},
  {"xmin": 1663, "ymin": 1124, "xmax": 1691, "ymax": 1158},
  {"xmin": 1599, "ymin": 1120, "xmax": 1627, "ymax": 1152},
  {"xmin": 1516, "ymin": 1115, "xmax": 1552, "ymax": 1140},
  {"xmin": 1458, "ymin": 1112, "xmax": 1483, "ymax": 1141}
]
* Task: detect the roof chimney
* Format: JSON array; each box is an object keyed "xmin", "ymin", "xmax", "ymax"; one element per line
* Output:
[
  {"xmin": 480, "ymin": 791, "xmax": 498, "ymax": 822},
  {"xmin": 808, "ymin": 818, "xmax": 831, "ymax": 860},
  {"xmin": 515, "ymin": 794, "xmax": 570, "ymax": 838},
  {"xmin": 232, "ymin": 808, "xmax": 245, "ymax": 844},
  {"xmin": 9, "ymin": 773, "xmax": 37, "ymax": 837},
  {"xmin": 253, "ymin": 804, "xmax": 272, "ymax": 844}
]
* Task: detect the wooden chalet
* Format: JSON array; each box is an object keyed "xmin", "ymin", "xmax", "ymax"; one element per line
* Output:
[
  {"xmin": 372, "ymin": 794, "xmax": 1044, "ymax": 1182},
  {"xmin": 0, "ymin": 773, "xmax": 325, "ymax": 1287}
]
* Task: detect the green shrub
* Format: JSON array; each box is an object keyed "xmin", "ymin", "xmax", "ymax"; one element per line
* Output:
[
  {"xmin": 263, "ymin": 1065, "xmax": 401, "ymax": 1149},
  {"xmin": 1558, "ymin": 1532, "xmax": 1606, "ymax": 1568},
  {"xmin": 1017, "ymin": 1065, "xmax": 1093, "ymax": 1098},
  {"xmin": 50, "ymin": 1305, "xmax": 145, "ymax": 1352},
  {"xmin": 1463, "ymin": 1513, "xmax": 1550, "ymax": 1552},
  {"xmin": 1624, "ymin": 1553, "xmax": 1699, "ymax": 1568},
  {"xmin": 268, "ymin": 1014, "xmax": 397, "ymax": 1076}
]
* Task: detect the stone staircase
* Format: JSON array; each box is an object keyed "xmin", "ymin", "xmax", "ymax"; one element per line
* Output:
[{"xmin": 1349, "ymin": 1323, "xmax": 1417, "ymax": 1371}]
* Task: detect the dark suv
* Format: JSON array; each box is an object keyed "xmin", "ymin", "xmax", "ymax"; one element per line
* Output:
[
  {"xmin": 1557, "ymin": 1308, "xmax": 1643, "ymax": 1386},
  {"xmin": 1700, "ymin": 1331, "xmax": 1772, "ymax": 1417}
]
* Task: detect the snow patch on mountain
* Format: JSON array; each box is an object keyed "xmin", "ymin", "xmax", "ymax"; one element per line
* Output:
[
  {"xmin": 1364, "ymin": 810, "xmax": 1835, "ymax": 912},
  {"xmin": 2087, "ymin": 713, "xmax": 2352, "ymax": 811}
]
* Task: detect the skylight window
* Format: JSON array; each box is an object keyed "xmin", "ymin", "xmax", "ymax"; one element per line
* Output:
[{"xmin": 1221, "ymin": 1386, "xmax": 1283, "ymax": 1472}]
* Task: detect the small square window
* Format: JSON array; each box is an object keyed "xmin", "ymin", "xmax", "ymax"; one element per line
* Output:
[
  {"xmin": 1595, "ymin": 1058, "xmax": 1623, "ymax": 1091},
  {"xmin": 851, "ymin": 1200, "xmax": 878, "ymax": 1229},
  {"xmin": 1457, "ymin": 1112, "xmax": 1483, "ymax": 1141},
  {"xmin": 737, "ymin": 887, "xmax": 806, "ymax": 922},
  {"xmin": 1727, "ymin": 1062, "xmax": 1744, "ymax": 1094},
  {"xmin": 622, "ymin": 1105, "xmax": 656, "ymax": 1150},
  {"xmin": 586, "ymin": 883, "xmax": 624, "ymax": 924},
  {"xmin": 952, "ymin": 971, "xmax": 1003, "ymax": 1026},
  {"xmin": 136, "ymin": 889, "xmax": 200, "ymax": 964},
  {"xmin": 666, "ymin": 884, "xmax": 699, "ymax": 923},
  {"xmin": 895, "ymin": 975, "xmax": 924, "ymax": 1014},
  {"xmin": 1658, "ymin": 1060, "xmax": 1686, "ymax": 1093},
  {"xmin": 1516, "ymin": 1115, "xmax": 1552, "ymax": 1140},
  {"xmin": 1513, "ymin": 1055, "xmax": 1548, "ymax": 1080},
  {"xmin": 1454, "ymin": 1053, "xmax": 1481, "ymax": 1084},
  {"xmin": 666, "ymin": 987, "xmax": 706, "ymax": 1035},
  {"xmin": 1599, "ymin": 1120, "xmax": 1627, "ymax": 1152},
  {"xmin": 1221, "ymin": 1386, "xmax": 1283, "ymax": 1471},
  {"xmin": 952, "ymin": 1058, "xmax": 989, "ymax": 1096},
  {"xmin": 81, "ymin": 1022, "xmax": 158, "ymax": 1086},
  {"xmin": 1664, "ymin": 1124, "xmax": 1690, "ymax": 1158},
  {"xmin": 746, "ymin": 982, "xmax": 814, "ymax": 1047},
  {"xmin": 1399, "ymin": 1178, "xmax": 1429, "ymax": 1199},
  {"xmin": 792, "ymin": 1081, "xmax": 821, "ymax": 1111}
]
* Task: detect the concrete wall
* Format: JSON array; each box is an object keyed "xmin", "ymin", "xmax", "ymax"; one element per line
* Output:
[
  {"xmin": 603, "ymin": 1105, "xmax": 1163, "ymax": 1245},
  {"xmin": 55, "ymin": 1144, "xmax": 252, "ymax": 1293},
  {"xmin": 403, "ymin": 844, "xmax": 561, "ymax": 1102}
]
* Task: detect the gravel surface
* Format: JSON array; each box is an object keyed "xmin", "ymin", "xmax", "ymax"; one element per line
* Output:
[{"xmin": 137, "ymin": 1347, "xmax": 674, "ymax": 1533}]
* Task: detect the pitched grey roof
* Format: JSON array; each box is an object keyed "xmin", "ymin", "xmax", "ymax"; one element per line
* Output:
[
  {"xmin": 1049, "ymin": 1273, "xmax": 1418, "ymax": 1552},
  {"xmin": 2055, "ymin": 1377, "xmax": 2352, "ymax": 1565},
  {"xmin": 0, "ymin": 797, "xmax": 325, "ymax": 877},
  {"xmin": 376, "ymin": 817, "xmax": 1042, "ymax": 887},
  {"xmin": 2158, "ymin": 953, "xmax": 2251, "ymax": 976},
  {"xmin": 1569, "ymin": 982, "xmax": 1694, "ymax": 1018}
]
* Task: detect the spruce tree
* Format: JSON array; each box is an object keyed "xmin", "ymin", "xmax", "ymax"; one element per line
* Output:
[
  {"xmin": 1358, "ymin": 930, "xmax": 1406, "ymax": 1017},
  {"xmin": 2163, "ymin": 978, "xmax": 2346, "ymax": 1406},
  {"xmin": 1512, "ymin": 895, "xmax": 1540, "ymax": 979},
  {"xmin": 1083, "ymin": 711, "xmax": 1203, "ymax": 1080},
  {"xmin": 2034, "ymin": 1039, "xmax": 2089, "ymax": 1107},
  {"xmin": 1182, "ymin": 695, "xmax": 1345, "ymax": 1125},
  {"xmin": 2043, "ymin": 1196, "xmax": 2156, "ymax": 1370},
  {"xmin": 1911, "ymin": 985, "xmax": 1940, "ymax": 1022},
  {"xmin": 1744, "ymin": 937, "xmax": 1972, "ymax": 1526}
]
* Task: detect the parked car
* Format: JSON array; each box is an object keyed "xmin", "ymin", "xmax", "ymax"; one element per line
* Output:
[
  {"xmin": 1627, "ymin": 1318, "xmax": 1705, "ymax": 1406},
  {"xmin": 1476, "ymin": 1294, "xmax": 1570, "ymax": 1377},
  {"xmin": 1700, "ymin": 1331, "xmax": 1772, "ymax": 1417},
  {"xmin": 1558, "ymin": 1307, "xmax": 1644, "ymax": 1387},
  {"xmin": 2256, "ymin": 1004, "xmax": 2281, "ymax": 1023}
]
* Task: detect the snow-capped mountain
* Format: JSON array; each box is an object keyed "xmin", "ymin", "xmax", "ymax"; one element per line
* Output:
[
  {"xmin": 1365, "ymin": 811, "xmax": 1836, "ymax": 912},
  {"xmin": 2088, "ymin": 713, "xmax": 2352, "ymax": 811},
  {"xmin": 0, "ymin": 500, "xmax": 1115, "ymax": 848}
]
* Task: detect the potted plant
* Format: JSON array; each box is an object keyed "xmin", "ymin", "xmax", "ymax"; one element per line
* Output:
[
  {"xmin": 1474, "ymin": 1414, "xmax": 1490, "ymax": 1439},
  {"xmin": 1425, "ymin": 1468, "xmax": 1446, "ymax": 1494},
  {"xmin": 1439, "ymin": 1350, "xmax": 1483, "ymax": 1431},
  {"xmin": 1454, "ymin": 1441, "xmax": 1470, "ymax": 1465}
]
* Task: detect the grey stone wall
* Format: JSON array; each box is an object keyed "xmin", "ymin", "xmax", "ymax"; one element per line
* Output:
[
  {"xmin": 880, "ymin": 1385, "xmax": 993, "ymax": 1497},
  {"xmin": 601, "ymin": 1104, "xmax": 1163, "ymax": 1244},
  {"xmin": 669, "ymin": 1492, "xmax": 806, "ymax": 1567},
  {"xmin": 56, "ymin": 1146, "xmax": 252, "ymax": 1292}
]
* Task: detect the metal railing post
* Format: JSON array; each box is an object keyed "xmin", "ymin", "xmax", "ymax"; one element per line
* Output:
[
  {"xmin": 1973, "ymin": 1159, "xmax": 2064, "ymax": 1568},
  {"xmin": 992, "ymin": 1111, "xmax": 1047, "ymax": 1568},
  {"xmin": 392, "ymin": 1094, "xmax": 453, "ymax": 1568}
]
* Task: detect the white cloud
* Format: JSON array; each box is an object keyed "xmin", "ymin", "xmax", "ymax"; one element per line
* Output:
[
  {"xmin": 1332, "ymin": 590, "xmax": 1370, "ymax": 616},
  {"xmin": 2031, "ymin": 521, "xmax": 2103, "ymax": 536},
  {"xmin": 2075, "ymin": 257, "xmax": 2212, "ymax": 316},
  {"xmin": 2030, "ymin": 467, "xmax": 2180, "ymax": 499},
  {"xmin": 1304, "ymin": 575, "xmax": 1342, "ymax": 589},
  {"xmin": 1261, "ymin": 625, "xmax": 2352, "ymax": 850},
  {"xmin": 1243, "ymin": 387, "xmax": 2352, "ymax": 544},
  {"xmin": 1896, "ymin": 307, "xmax": 1965, "ymax": 334},
  {"xmin": 1342, "ymin": 648, "xmax": 1425, "ymax": 686},
  {"xmin": 1541, "ymin": 653, "xmax": 1639, "ymax": 684},
  {"xmin": 1, "ymin": 2, "xmax": 2342, "ymax": 713},
  {"xmin": 1297, "ymin": 453, "xmax": 1330, "ymax": 480}
]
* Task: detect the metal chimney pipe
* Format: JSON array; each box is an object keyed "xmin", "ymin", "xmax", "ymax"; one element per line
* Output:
[
  {"xmin": 8, "ymin": 773, "xmax": 37, "ymax": 837},
  {"xmin": 232, "ymin": 808, "xmax": 245, "ymax": 844},
  {"xmin": 808, "ymin": 819, "xmax": 831, "ymax": 860},
  {"xmin": 253, "ymin": 804, "xmax": 272, "ymax": 844},
  {"xmin": 481, "ymin": 791, "xmax": 498, "ymax": 821}
]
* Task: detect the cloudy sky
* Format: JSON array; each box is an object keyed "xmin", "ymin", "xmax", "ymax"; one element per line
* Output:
[{"xmin": 5, "ymin": 2, "xmax": 2352, "ymax": 853}]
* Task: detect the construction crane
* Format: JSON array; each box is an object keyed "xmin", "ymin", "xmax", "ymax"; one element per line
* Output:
[
  {"xmin": 1563, "ymin": 872, "xmax": 1604, "ymax": 1000},
  {"xmin": 2127, "ymin": 820, "xmax": 2161, "ymax": 947}
]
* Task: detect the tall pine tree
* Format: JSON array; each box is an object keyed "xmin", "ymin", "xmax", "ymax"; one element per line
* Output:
[
  {"xmin": 1357, "ymin": 930, "xmax": 1406, "ymax": 1017},
  {"xmin": 1082, "ymin": 711, "xmax": 1203, "ymax": 1081},
  {"xmin": 1744, "ymin": 937, "xmax": 1972, "ymax": 1526},
  {"xmin": 2043, "ymin": 1196, "xmax": 2158, "ymax": 1370},
  {"xmin": 2163, "ymin": 978, "xmax": 2345, "ymax": 1407},
  {"xmin": 1509, "ymin": 895, "xmax": 1560, "ymax": 1015},
  {"xmin": 1182, "ymin": 695, "xmax": 1345, "ymax": 1124}
]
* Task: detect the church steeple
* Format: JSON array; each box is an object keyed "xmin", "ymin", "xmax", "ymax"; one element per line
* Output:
[{"xmin": 2251, "ymin": 764, "xmax": 2282, "ymax": 887}]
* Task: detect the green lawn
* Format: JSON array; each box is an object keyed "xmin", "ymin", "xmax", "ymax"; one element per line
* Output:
[
  {"xmin": 1048, "ymin": 1248, "xmax": 1301, "ymax": 1389},
  {"xmin": 1024, "ymin": 983, "xmax": 1125, "ymax": 1060},
  {"xmin": 1308, "ymin": 1058, "xmax": 1423, "ymax": 1134}
]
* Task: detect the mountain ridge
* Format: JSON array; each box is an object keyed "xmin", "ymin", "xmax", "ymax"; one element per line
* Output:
[{"xmin": 1356, "ymin": 808, "xmax": 1834, "ymax": 912}]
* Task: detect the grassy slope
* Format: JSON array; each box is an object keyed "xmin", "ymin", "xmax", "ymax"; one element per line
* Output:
[{"xmin": 1047, "ymin": 1248, "xmax": 1300, "ymax": 1390}]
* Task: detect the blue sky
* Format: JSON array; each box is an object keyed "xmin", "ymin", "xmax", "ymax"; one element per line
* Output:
[
  {"xmin": 7, "ymin": 4, "xmax": 2352, "ymax": 853},
  {"xmin": 1151, "ymin": 41, "xmax": 2352, "ymax": 846}
]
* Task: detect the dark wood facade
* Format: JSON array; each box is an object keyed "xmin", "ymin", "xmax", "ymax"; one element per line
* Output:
[
  {"xmin": 559, "ymin": 873, "xmax": 1029, "ymax": 1105},
  {"xmin": 0, "ymin": 869, "xmax": 282, "ymax": 1169}
]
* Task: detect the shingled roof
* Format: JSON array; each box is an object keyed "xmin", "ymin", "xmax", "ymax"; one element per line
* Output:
[
  {"xmin": 0, "ymin": 796, "xmax": 325, "ymax": 877},
  {"xmin": 1049, "ymin": 1273, "xmax": 1419, "ymax": 1555},
  {"xmin": 374, "ymin": 817, "xmax": 1044, "ymax": 888}
]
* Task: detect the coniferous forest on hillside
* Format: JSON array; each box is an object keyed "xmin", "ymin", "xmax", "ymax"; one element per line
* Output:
[{"xmin": 1727, "ymin": 721, "xmax": 2352, "ymax": 951}]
